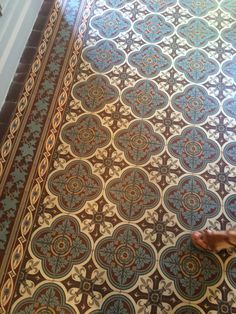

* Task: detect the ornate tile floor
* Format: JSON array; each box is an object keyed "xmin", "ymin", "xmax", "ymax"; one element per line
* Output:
[{"xmin": 0, "ymin": 0, "xmax": 236, "ymax": 313}]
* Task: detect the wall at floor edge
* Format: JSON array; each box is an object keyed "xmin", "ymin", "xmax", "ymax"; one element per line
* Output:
[{"xmin": 0, "ymin": 0, "xmax": 44, "ymax": 109}]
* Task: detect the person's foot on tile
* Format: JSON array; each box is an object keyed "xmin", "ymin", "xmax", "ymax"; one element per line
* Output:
[{"xmin": 191, "ymin": 229, "xmax": 236, "ymax": 252}]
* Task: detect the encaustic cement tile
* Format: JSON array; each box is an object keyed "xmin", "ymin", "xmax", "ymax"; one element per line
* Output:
[{"xmin": 3, "ymin": 0, "xmax": 236, "ymax": 313}]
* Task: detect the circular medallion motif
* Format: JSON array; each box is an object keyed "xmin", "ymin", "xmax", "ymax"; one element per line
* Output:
[
  {"xmin": 131, "ymin": 135, "xmax": 148, "ymax": 149},
  {"xmin": 160, "ymin": 235, "xmax": 222, "ymax": 300},
  {"xmin": 217, "ymin": 124, "xmax": 227, "ymax": 133},
  {"xmin": 163, "ymin": 118, "xmax": 172, "ymax": 127},
  {"xmin": 154, "ymin": 223, "xmax": 166, "ymax": 233},
  {"xmin": 190, "ymin": 61, "xmax": 204, "ymax": 71},
  {"xmin": 137, "ymin": 92, "xmax": 153, "ymax": 105},
  {"xmin": 66, "ymin": 176, "xmax": 84, "ymax": 194},
  {"xmin": 124, "ymin": 184, "xmax": 142, "ymax": 202},
  {"xmin": 183, "ymin": 192, "xmax": 201, "ymax": 211},
  {"xmin": 185, "ymin": 141, "xmax": 202, "ymax": 156},
  {"xmin": 164, "ymin": 176, "xmax": 220, "ymax": 229},
  {"xmin": 98, "ymin": 51, "xmax": 112, "ymax": 62},
  {"xmin": 103, "ymin": 157, "xmax": 114, "ymax": 167},
  {"xmin": 143, "ymin": 56, "xmax": 156, "ymax": 66},
  {"xmin": 180, "ymin": 255, "xmax": 201, "ymax": 278},
  {"xmin": 187, "ymin": 97, "xmax": 204, "ymax": 111},
  {"xmin": 95, "ymin": 224, "xmax": 155, "ymax": 289},
  {"xmin": 36, "ymin": 307, "xmax": 56, "ymax": 314},
  {"xmin": 217, "ymin": 173, "xmax": 228, "ymax": 183},
  {"xmin": 94, "ymin": 213, "xmax": 104, "ymax": 224},
  {"xmin": 149, "ymin": 291, "xmax": 161, "ymax": 304},
  {"xmin": 78, "ymin": 128, "xmax": 95, "ymax": 143},
  {"xmin": 219, "ymin": 302, "xmax": 231, "ymax": 314},
  {"xmin": 80, "ymin": 280, "xmax": 94, "ymax": 293},
  {"xmin": 88, "ymin": 86, "xmax": 104, "ymax": 99},
  {"xmin": 115, "ymin": 244, "xmax": 135, "ymax": 267},
  {"xmin": 148, "ymin": 24, "xmax": 159, "ymax": 32},
  {"xmin": 158, "ymin": 165, "xmax": 169, "ymax": 175},
  {"xmin": 51, "ymin": 235, "xmax": 72, "ymax": 256}
]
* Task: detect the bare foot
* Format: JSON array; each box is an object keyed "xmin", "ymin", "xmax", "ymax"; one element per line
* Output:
[{"xmin": 191, "ymin": 229, "xmax": 236, "ymax": 252}]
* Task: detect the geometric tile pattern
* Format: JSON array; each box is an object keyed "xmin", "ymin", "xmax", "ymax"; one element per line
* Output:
[
  {"xmin": 95, "ymin": 224, "xmax": 156, "ymax": 289},
  {"xmin": 134, "ymin": 14, "xmax": 174, "ymax": 43},
  {"xmin": 91, "ymin": 10, "xmax": 131, "ymax": 38},
  {"xmin": 1, "ymin": 0, "xmax": 236, "ymax": 313},
  {"xmin": 31, "ymin": 216, "xmax": 91, "ymax": 278}
]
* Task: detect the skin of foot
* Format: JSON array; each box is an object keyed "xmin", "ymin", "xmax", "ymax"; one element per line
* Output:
[{"xmin": 191, "ymin": 229, "xmax": 236, "ymax": 252}]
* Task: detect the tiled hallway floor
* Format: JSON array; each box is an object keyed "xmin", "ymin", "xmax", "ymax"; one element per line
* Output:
[{"xmin": 0, "ymin": 0, "xmax": 236, "ymax": 313}]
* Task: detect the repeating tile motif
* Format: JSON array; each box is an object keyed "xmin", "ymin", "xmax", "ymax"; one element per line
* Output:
[
  {"xmin": 12, "ymin": 284, "xmax": 76, "ymax": 314},
  {"xmin": 4, "ymin": 0, "xmax": 236, "ymax": 313},
  {"xmin": 177, "ymin": 18, "xmax": 218, "ymax": 47},
  {"xmin": 91, "ymin": 295, "xmax": 135, "ymax": 313},
  {"xmin": 31, "ymin": 216, "xmax": 91, "ymax": 278},
  {"xmin": 168, "ymin": 127, "xmax": 220, "ymax": 172},
  {"xmin": 160, "ymin": 235, "xmax": 222, "ymax": 300},
  {"xmin": 139, "ymin": 0, "xmax": 177, "ymax": 13},
  {"xmin": 48, "ymin": 161, "xmax": 102, "ymax": 212},
  {"xmin": 61, "ymin": 114, "xmax": 111, "ymax": 157},
  {"xmin": 171, "ymin": 85, "xmax": 220, "ymax": 124},
  {"xmin": 82, "ymin": 40, "xmax": 125, "ymax": 73},
  {"xmin": 179, "ymin": 0, "xmax": 217, "ymax": 16},
  {"xmin": 72, "ymin": 74, "xmax": 119, "ymax": 112},
  {"xmin": 175, "ymin": 49, "xmax": 219, "ymax": 83},
  {"xmin": 134, "ymin": 14, "xmax": 174, "ymax": 43},
  {"xmin": 106, "ymin": 168, "xmax": 160, "ymax": 220},
  {"xmin": 114, "ymin": 120, "xmax": 165, "ymax": 164},
  {"xmin": 164, "ymin": 176, "xmax": 221, "ymax": 230},
  {"xmin": 128, "ymin": 45, "xmax": 171, "ymax": 78},
  {"xmin": 91, "ymin": 10, "xmax": 131, "ymax": 38},
  {"xmin": 95, "ymin": 224, "xmax": 156, "ymax": 289}
]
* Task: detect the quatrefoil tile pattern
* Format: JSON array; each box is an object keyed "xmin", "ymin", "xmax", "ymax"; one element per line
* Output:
[{"xmin": 8, "ymin": 0, "xmax": 236, "ymax": 313}]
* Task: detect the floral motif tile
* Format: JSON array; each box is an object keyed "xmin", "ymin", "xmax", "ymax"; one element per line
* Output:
[{"xmin": 1, "ymin": 0, "xmax": 236, "ymax": 313}]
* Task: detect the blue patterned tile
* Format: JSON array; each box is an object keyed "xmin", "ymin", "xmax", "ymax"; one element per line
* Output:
[
  {"xmin": 178, "ymin": 18, "xmax": 218, "ymax": 47},
  {"xmin": 222, "ymin": 55, "xmax": 236, "ymax": 83},
  {"xmin": 225, "ymin": 194, "xmax": 236, "ymax": 222},
  {"xmin": 83, "ymin": 40, "xmax": 125, "ymax": 73},
  {"xmin": 160, "ymin": 234, "xmax": 222, "ymax": 300},
  {"xmin": 72, "ymin": 74, "xmax": 119, "ymax": 112},
  {"xmin": 105, "ymin": 0, "xmax": 134, "ymax": 9},
  {"xmin": 223, "ymin": 95, "xmax": 236, "ymax": 120},
  {"xmin": 168, "ymin": 127, "xmax": 220, "ymax": 172},
  {"xmin": 139, "ymin": 0, "xmax": 177, "ymax": 13},
  {"xmin": 61, "ymin": 114, "xmax": 111, "ymax": 157},
  {"xmin": 4, "ymin": 0, "xmax": 236, "ymax": 313},
  {"xmin": 48, "ymin": 161, "xmax": 102, "ymax": 212},
  {"xmin": 122, "ymin": 79, "xmax": 168, "ymax": 118},
  {"xmin": 91, "ymin": 10, "xmax": 131, "ymax": 38},
  {"xmin": 134, "ymin": 14, "xmax": 174, "ymax": 43},
  {"xmin": 171, "ymin": 85, "xmax": 219, "ymax": 124},
  {"xmin": 221, "ymin": 22, "xmax": 236, "ymax": 49},
  {"xmin": 106, "ymin": 168, "xmax": 160, "ymax": 221},
  {"xmin": 179, "ymin": 0, "xmax": 217, "ymax": 17},
  {"xmin": 129, "ymin": 45, "xmax": 171, "ymax": 78},
  {"xmin": 175, "ymin": 49, "xmax": 219, "ymax": 83},
  {"xmin": 114, "ymin": 120, "xmax": 165, "ymax": 164},
  {"xmin": 91, "ymin": 295, "xmax": 135, "ymax": 313},
  {"xmin": 221, "ymin": 0, "xmax": 236, "ymax": 19},
  {"xmin": 223, "ymin": 142, "xmax": 236, "ymax": 166},
  {"xmin": 12, "ymin": 284, "xmax": 76, "ymax": 314},
  {"xmin": 94, "ymin": 224, "xmax": 156, "ymax": 289},
  {"xmin": 164, "ymin": 175, "xmax": 221, "ymax": 230}
]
